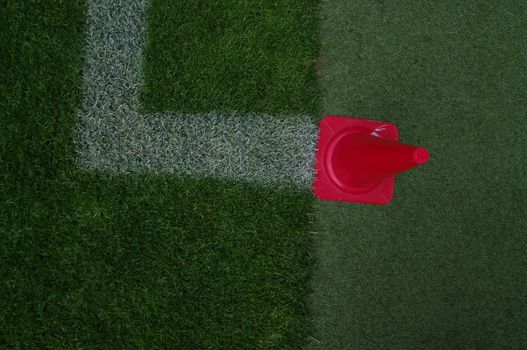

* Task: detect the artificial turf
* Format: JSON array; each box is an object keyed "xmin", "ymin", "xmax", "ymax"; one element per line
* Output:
[
  {"xmin": 142, "ymin": 0, "xmax": 319, "ymax": 115},
  {"xmin": 309, "ymin": 1, "xmax": 527, "ymax": 349},
  {"xmin": 0, "ymin": 1, "xmax": 317, "ymax": 348}
]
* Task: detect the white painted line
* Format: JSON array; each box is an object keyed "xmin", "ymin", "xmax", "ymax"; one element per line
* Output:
[{"xmin": 75, "ymin": 0, "xmax": 318, "ymax": 187}]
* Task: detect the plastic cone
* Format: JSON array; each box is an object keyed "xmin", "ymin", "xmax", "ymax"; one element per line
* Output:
[
  {"xmin": 313, "ymin": 116, "xmax": 429, "ymax": 204},
  {"xmin": 330, "ymin": 133, "xmax": 429, "ymax": 192}
]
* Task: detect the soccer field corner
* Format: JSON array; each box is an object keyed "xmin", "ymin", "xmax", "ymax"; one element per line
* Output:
[{"xmin": 1, "ymin": 0, "xmax": 527, "ymax": 349}]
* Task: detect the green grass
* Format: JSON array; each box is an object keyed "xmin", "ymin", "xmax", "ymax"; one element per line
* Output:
[
  {"xmin": 0, "ymin": 1, "xmax": 317, "ymax": 348},
  {"xmin": 142, "ymin": 0, "xmax": 319, "ymax": 115},
  {"xmin": 310, "ymin": 1, "xmax": 527, "ymax": 349},
  {"xmin": 4, "ymin": 0, "xmax": 524, "ymax": 348}
]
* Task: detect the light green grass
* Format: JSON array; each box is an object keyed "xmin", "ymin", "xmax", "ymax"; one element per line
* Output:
[
  {"xmin": 310, "ymin": 1, "xmax": 527, "ymax": 349},
  {"xmin": 0, "ymin": 1, "xmax": 317, "ymax": 348}
]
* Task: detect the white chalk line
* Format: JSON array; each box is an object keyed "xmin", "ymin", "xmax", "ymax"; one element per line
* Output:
[{"xmin": 75, "ymin": 0, "xmax": 318, "ymax": 188}]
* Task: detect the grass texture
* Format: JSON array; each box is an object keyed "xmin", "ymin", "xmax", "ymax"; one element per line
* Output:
[
  {"xmin": 0, "ymin": 1, "xmax": 316, "ymax": 348},
  {"xmin": 309, "ymin": 1, "xmax": 527, "ymax": 349},
  {"xmin": 75, "ymin": 0, "xmax": 318, "ymax": 187},
  {"xmin": 142, "ymin": 0, "xmax": 319, "ymax": 115}
]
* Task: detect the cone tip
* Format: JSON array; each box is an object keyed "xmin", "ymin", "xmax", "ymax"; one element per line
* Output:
[{"xmin": 413, "ymin": 147, "xmax": 430, "ymax": 165}]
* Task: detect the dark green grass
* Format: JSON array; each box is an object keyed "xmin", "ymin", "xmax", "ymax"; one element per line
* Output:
[
  {"xmin": 142, "ymin": 0, "xmax": 319, "ymax": 115},
  {"xmin": 310, "ymin": 1, "xmax": 527, "ymax": 349},
  {"xmin": 0, "ymin": 1, "xmax": 316, "ymax": 348}
]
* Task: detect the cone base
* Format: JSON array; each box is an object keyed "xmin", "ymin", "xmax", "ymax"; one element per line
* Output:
[{"xmin": 313, "ymin": 116, "xmax": 399, "ymax": 204}]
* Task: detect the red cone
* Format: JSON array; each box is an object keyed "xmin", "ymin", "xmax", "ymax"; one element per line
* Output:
[{"xmin": 313, "ymin": 116, "xmax": 429, "ymax": 204}]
